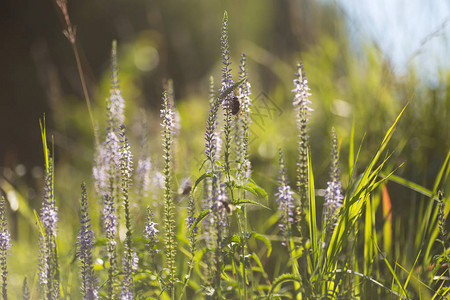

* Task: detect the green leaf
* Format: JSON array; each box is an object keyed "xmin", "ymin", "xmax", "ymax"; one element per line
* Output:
[
  {"xmin": 239, "ymin": 179, "xmax": 268, "ymax": 200},
  {"xmin": 332, "ymin": 268, "xmax": 404, "ymax": 298},
  {"xmin": 188, "ymin": 208, "xmax": 211, "ymax": 235},
  {"xmin": 248, "ymin": 232, "xmax": 272, "ymax": 257},
  {"xmin": 349, "ymin": 118, "xmax": 355, "ymax": 174},
  {"xmin": 308, "ymin": 149, "xmax": 318, "ymax": 267},
  {"xmin": 39, "ymin": 116, "xmax": 49, "ymax": 172},
  {"xmin": 230, "ymin": 234, "xmax": 241, "ymax": 245},
  {"xmin": 233, "ymin": 199, "xmax": 270, "ymax": 211},
  {"xmin": 192, "ymin": 172, "xmax": 213, "ymax": 193},
  {"xmin": 381, "ymin": 174, "xmax": 434, "ymax": 198},
  {"xmin": 218, "ymin": 77, "xmax": 247, "ymax": 102},
  {"xmin": 432, "ymin": 149, "xmax": 450, "ymax": 193},
  {"xmin": 268, "ymin": 273, "xmax": 301, "ymax": 297},
  {"xmin": 404, "ymin": 249, "xmax": 421, "ymax": 290},
  {"xmin": 377, "ymin": 249, "xmax": 408, "ymax": 298},
  {"xmin": 250, "ymin": 252, "xmax": 266, "ymax": 274}
]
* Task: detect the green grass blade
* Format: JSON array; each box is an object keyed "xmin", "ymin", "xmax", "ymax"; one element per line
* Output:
[
  {"xmin": 218, "ymin": 77, "xmax": 247, "ymax": 101},
  {"xmin": 377, "ymin": 245, "xmax": 409, "ymax": 298},
  {"xmin": 360, "ymin": 104, "xmax": 407, "ymax": 190},
  {"xmin": 332, "ymin": 269, "xmax": 404, "ymax": 298},
  {"xmin": 364, "ymin": 193, "xmax": 374, "ymax": 274},
  {"xmin": 308, "ymin": 150, "xmax": 318, "ymax": 267},
  {"xmin": 188, "ymin": 208, "xmax": 211, "ymax": 235},
  {"xmin": 381, "ymin": 174, "xmax": 434, "ymax": 198},
  {"xmin": 404, "ymin": 250, "xmax": 421, "ymax": 291},
  {"xmin": 349, "ymin": 119, "xmax": 355, "ymax": 174},
  {"xmin": 268, "ymin": 273, "xmax": 301, "ymax": 298},
  {"xmin": 432, "ymin": 149, "xmax": 450, "ymax": 193},
  {"xmin": 39, "ymin": 116, "xmax": 49, "ymax": 172},
  {"xmin": 192, "ymin": 172, "xmax": 213, "ymax": 192},
  {"xmin": 233, "ymin": 199, "xmax": 270, "ymax": 210},
  {"xmin": 422, "ymin": 154, "xmax": 450, "ymax": 266},
  {"xmin": 248, "ymin": 232, "xmax": 272, "ymax": 257}
]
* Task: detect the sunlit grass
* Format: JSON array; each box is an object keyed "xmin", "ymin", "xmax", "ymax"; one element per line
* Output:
[{"xmin": 1, "ymin": 3, "xmax": 449, "ymax": 299}]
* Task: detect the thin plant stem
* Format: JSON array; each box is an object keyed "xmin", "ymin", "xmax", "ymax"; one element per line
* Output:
[{"xmin": 55, "ymin": 0, "xmax": 101, "ymax": 155}]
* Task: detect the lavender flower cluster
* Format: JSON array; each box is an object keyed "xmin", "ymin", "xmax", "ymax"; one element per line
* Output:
[{"xmin": 276, "ymin": 149, "xmax": 295, "ymax": 241}]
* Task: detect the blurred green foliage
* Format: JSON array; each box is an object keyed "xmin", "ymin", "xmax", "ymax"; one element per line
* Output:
[{"xmin": 1, "ymin": 0, "xmax": 448, "ymax": 297}]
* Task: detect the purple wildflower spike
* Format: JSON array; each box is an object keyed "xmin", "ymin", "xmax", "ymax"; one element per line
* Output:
[
  {"xmin": 0, "ymin": 197, "xmax": 11, "ymax": 298},
  {"xmin": 77, "ymin": 183, "xmax": 98, "ymax": 299},
  {"xmin": 292, "ymin": 63, "xmax": 312, "ymax": 244},
  {"xmin": 323, "ymin": 128, "xmax": 343, "ymax": 234},
  {"xmin": 276, "ymin": 149, "xmax": 295, "ymax": 243}
]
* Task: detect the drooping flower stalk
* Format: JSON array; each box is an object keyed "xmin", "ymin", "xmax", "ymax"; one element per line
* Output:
[
  {"xmin": 161, "ymin": 90, "xmax": 177, "ymax": 295},
  {"xmin": 0, "ymin": 196, "xmax": 11, "ymax": 299},
  {"xmin": 77, "ymin": 183, "xmax": 98, "ymax": 299},
  {"xmin": 323, "ymin": 128, "xmax": 343, "ymax": 238},
  {"xmin": 292, "ymin": 63, "xmax": 312, "ymax": 246}
]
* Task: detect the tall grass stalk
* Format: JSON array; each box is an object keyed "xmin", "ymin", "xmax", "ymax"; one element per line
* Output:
[{"xmin": 54, "ymin": 0, "xmax": 101, "ymax": 154}]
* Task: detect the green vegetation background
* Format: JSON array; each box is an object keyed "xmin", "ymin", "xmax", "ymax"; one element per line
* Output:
[{"xmin": 0, "ymin": 0, "xmax": 448, "ymax": 297}]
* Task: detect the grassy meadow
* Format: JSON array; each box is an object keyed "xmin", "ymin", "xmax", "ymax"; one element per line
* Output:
[{"xmin": 0, "ymin": 1, "xmax": 449, "ymax": 299}]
